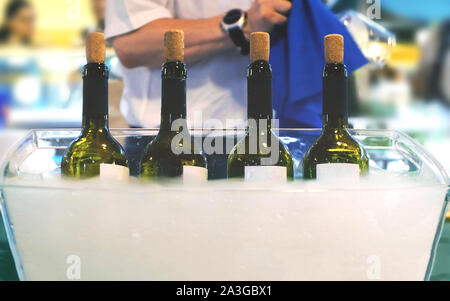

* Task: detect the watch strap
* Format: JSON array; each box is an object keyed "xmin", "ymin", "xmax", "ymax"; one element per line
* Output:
[{"xmin": 228, "ymin": 27, "xmax": 250, "ymax": 55}]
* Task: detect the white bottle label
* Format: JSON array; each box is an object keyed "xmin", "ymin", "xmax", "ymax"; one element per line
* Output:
[
  {"xmin": 316, "ymin": 163, "xmax": 359, "ymax": 183},
  {"xmin": 244, "ymin": 166, "xmax": 287, "ymax": 182},
  {"xmin": 99, "ymin": 164, "xmax": 129, "ymax": 181},
  {"xmin": 183, "ymin": 166, "xmax": 208, "ymax": 183}
]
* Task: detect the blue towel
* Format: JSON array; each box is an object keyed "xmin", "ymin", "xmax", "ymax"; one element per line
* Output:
[
  {"xmin": 0, "ymin": 85, "xmax": 10, "ymax": 128},
  {"xmin": 270, "ymin": 0, "xmax": 368, "ymax": 128}
]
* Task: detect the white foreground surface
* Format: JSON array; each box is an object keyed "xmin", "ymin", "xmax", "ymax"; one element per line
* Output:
[{"xmin": 2, "ymin": 176, "xmax": 447, "ymax": 281}]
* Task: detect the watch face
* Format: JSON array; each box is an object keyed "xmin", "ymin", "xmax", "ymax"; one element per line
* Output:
[{"xmin": 224, "ymin": 9, "xmax": 243, "ymax": 25}]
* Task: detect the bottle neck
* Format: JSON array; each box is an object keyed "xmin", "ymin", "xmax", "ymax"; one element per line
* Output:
[
  {"xmin": 247, "ymin": 60, "xmax": 273, "ymax": 123},
  {"xmin": 322, "ymin": 115, "xmax": 348, "ymax": 133},
  {"xmin": 322, "ymin": 62, "xmax": 348, "ymax": 130},
  {"xmin": 248, "ymin": 119, "xmax": 272, "ymax": 134},
  {"xmin": 160, "ymin": 61, "xmax": 187, "ymax": 133},
  {"xmin": 82, "ymin": 63, "xmax": 109, "ymax": 132},
  {"xmin": 82, "ymin": 115, "xmax": 109, "ymax": 133}
]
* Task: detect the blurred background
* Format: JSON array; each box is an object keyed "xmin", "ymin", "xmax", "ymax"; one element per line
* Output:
[{"xmin": 0, "ymin": 0, "xmax": 448, "ymax": 174}]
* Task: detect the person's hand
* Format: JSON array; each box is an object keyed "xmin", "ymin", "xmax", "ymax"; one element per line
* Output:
[{"xmin": 245, "ymin": 0, "xmax": 292, "ymax": 38}]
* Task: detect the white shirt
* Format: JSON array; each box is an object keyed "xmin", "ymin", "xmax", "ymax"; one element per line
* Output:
[{"xmin": 105, "ymin": 0, "xmax": 253, "ymax": 128}]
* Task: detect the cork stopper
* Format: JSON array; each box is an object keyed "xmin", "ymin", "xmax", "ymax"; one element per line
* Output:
[
  {"xmin": 324, "ymin": 34, "xmax": 344, "ymax": 64},
  {"xmin": 164, "ymin": 29, "xmax": 184, "ymax": 62},
  {"xmin": 250, "ymin": 32, "xmax": 270, "ymax": 63},
  {"xmin": 86, "ymin": 32, "xmax": 106, "ymax": 63}
]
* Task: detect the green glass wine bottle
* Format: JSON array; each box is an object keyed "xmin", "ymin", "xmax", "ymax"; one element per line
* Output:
[
  {"xmin": 61, "ymin": 32, "xmax": 128, "ymax": 180},
  {"xmin": 227, "ymin": 32, "xmax": 294, "ymax": 181},
  {"xmin": 140, "ymin": 30, "xmax": 207, "ymax": 181},
  {"xmin": 303, "ymin": 34, "xmax": 369, "ymax": 180}
]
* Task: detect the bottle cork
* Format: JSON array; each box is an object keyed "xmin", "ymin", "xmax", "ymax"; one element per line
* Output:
[
  {"xmin": 86, "ymin": 32, "xmax": 106, "ymax": 64},
  {"xmin": 250, "ymin": 32, "xmax": 270, "ymax": 63},
  {"xmin": 164, "ymin": 29, "xmax": 184, "ymax": 62},
  {"xmin": 324, "ymin": 34, "xmax": 344, "ymax": 64}
]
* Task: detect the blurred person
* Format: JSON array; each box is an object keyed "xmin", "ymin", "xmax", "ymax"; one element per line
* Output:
[
  {"xmin": 0, "ymin": 0, "xmax": 35, "ymax": 126},
  {"xmin": 430, "ymin": 20, "xmax": 450, "ymax": 105},
  {"xmin": 0, "ymin": 0, "xmax": 35, "ymax": 46},
  {"xmin": 413, "ymin": 20, "xmax": 450, "ymax": 105},
  {"xmin": 107, "ymin": 0, "xmax": 365, "ymax": 130},
  {"xmin": 106, "ymin": 0, "xmax": 292, "ymax": 128},
  {"xmin": 368, "ymin": 65, "xmax": 412, "ymax": 110}
]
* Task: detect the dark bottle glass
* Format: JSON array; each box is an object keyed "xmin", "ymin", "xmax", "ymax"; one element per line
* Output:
[
  {"xmin": 61, "ymin": 63, "xmax": 128, "ymax": 179},
  {"xmin": 227, "ymin": 60, "xmax": 294, "ymax": 180},
  {"xmin": 303, "ymin": 61, "xmax": 369, "ymax": 180},
  {"xmin": 140, "ymin": 61, "xmax": 207, "ymax": 180}
]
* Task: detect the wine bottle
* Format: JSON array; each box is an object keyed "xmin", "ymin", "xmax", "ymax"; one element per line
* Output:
[
  {"xmin": 302, "ymin": 34, "xmax": 369, "ymax": 180},
  {"xmin": 227, "ymin": 32, "xmax": 294, "ymax": 181},
  {"xmin": 140, "ymin": 30, "xmax": 207, "ymax": 180},
  {"xmin": 61, "ymin": 32, "xmax": 129, "ymax": 180}
]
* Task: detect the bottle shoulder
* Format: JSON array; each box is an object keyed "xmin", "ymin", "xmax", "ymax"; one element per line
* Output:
[
  {"xmin": 228, "ymin": 133, "xmax": 293, "ymax": 167},
  {"xmin": 229, "ymin": 133, "xmax": 291, "ymax": 155},
  {"xmin": 140, "ymin": 132, "xmax": 207, "ymax": 177},
  {"xmin": 303, "ymin": 130, "xmax": 368, "ymax": 164},
  {"xmin": 142, "ymin": 133, "xmax": 207, "ymax": 162},
  {"xmin": 310, "ymin": 130, "xmax": 363, "ymax": 150},
  {"xmin": 63, "ymin": 132, "xmax": 127, "ymax": 163}
]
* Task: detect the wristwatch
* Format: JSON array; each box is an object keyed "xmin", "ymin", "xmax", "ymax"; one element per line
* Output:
[{"xmin": 221, "ymin": 9, "xmax": 249, "ymax": 55}]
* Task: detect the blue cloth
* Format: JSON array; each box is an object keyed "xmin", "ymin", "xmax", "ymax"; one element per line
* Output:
[
  {"xmin": 270, "ymin": 0, "xmax": 368, "ymax": 128},
  {"xmin": 0, "ymin": 85, "xmax": 10, "ymax": 128}
]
